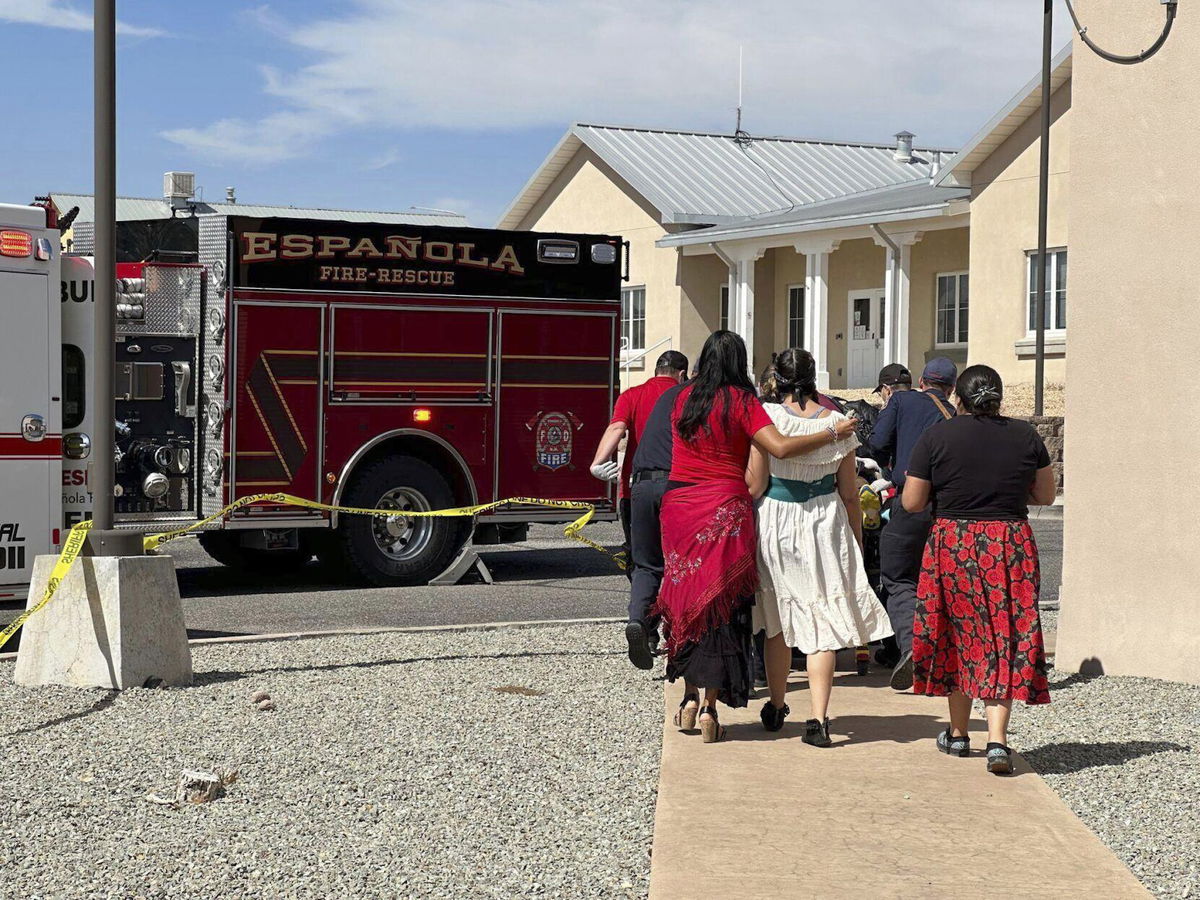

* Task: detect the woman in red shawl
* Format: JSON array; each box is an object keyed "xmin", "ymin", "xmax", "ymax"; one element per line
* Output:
[{"xmin": 655, "ymin": 331, "xmax": 856, "ymax": 742}]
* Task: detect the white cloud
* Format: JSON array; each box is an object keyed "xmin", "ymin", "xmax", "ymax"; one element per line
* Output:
[
  {"xmin": 363, "ymin": 147, "xmax": 402, "ymax": 171},
  {"xmin": 161, "ymin": 109, "xmax": 328, "ymax": 165},
  {"xmin": 163, "ymin": 0, "xmax": 1073, "ymax": 162},
  {"xmin": 0, "ymin": 0, "xmax": 163, "ymax": 36}
]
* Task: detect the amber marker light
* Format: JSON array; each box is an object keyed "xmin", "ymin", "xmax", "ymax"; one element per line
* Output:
[
  {"xmin": 0, "ymin": 230, "xmax": 33, "ymax": 257},
  {"xmin": 412, "ymin": 408, "xmax": 433, "ymax": 423}
]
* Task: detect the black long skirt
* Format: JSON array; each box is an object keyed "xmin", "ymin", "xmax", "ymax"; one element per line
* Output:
[{"xmin": 665, "ymin": 599, "xmax": 754, "ymax": 708}]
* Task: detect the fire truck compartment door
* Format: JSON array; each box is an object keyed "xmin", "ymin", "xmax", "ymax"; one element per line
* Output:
[
  {"xmin": 495, "ymin": 310, "xmax": 616, "ymax": 503},
  {"xmin": 231, "ymin": 302, "xmax": 324, "ymax": 510},
  {"xmin": 330, "ymin": 305, "xmax": 492, "ymax": 402},
  {"xmin": 0, "ymin": 271, "xmax": 56, "ymax": 592}
]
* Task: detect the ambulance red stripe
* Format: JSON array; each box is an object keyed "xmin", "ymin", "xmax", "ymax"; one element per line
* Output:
[{"xmin": 0, "ymin": 436, "xmax": 62, "ymax": 458}]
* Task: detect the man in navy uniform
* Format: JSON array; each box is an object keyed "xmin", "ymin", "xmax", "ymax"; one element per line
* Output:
[{"xmin": 869, "ymin": 358, "xmax": 957, "ymax": 690}]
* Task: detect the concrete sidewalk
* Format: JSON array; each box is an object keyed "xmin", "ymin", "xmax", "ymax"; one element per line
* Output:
[{"xmin": 648, "ymin": 663, "xmax": 1148, "ymax": 899}]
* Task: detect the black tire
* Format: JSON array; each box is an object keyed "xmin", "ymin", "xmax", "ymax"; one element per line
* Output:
[
  {"xmin": 334, "ymin": 455, "xmax": 464, "ymax": 586},
  {"xmin": 197, "ymin": 530, "xmax": 313, "ymax": 575}
]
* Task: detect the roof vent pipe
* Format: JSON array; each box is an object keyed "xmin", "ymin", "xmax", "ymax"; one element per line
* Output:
[
  {"xmin": 893, "ymin": 131, "xmax": 914, "ymax": 164},
  {"xmin": 225, "ymin": 186, "xmax": 236, "ymax": 204}
]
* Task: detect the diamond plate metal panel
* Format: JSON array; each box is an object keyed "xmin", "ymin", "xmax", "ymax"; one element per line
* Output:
[
  {"xmin": 70, "ymin": 220, "xmax": 95, "ymax": 254},
  {"xmin": 115, "ymin": 264, "xmax": 202, "ymax": 337}
]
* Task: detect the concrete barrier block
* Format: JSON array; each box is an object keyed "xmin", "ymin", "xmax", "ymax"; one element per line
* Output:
[{"xmin": 14, "ymin": 554, "xmax": 192, "ymax": 690}]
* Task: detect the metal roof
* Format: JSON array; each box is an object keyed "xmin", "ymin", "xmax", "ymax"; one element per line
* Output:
[
  {"xmin": 933, "ymin": 45, "xmax": 1072, "ymax": 188},
  {"xmin": 497, "ymin": 123, "xmax": 955, "ymax": 229},
  {"xmin": 658, "ymin": 181, "xmax": 970, "ymax": 248},
  {"xmin": 50, "ymin": 193, "xmax": 467, "ymax": 227}
]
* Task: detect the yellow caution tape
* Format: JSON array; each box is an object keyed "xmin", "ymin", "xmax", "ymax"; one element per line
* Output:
[
  {"xmin": 0, "ymin": 494, "xmax": 625, "ymax": 654},
  {"xmin": 0, "ymin": 517, "xmax": 93, "ymax": 654}
]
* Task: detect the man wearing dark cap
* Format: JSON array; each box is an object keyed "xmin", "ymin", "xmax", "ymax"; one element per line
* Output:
[
  {"xmin": 590, "ymin": 350, "xmax": 689, "ymax": 667},
  {"xmin": 868, "ymin": 358, "xmax": 957, "ymax": 689}
]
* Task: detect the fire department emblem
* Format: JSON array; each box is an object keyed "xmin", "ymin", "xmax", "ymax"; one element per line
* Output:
[{"xmin": 526, "ymin": 411, "xmax": 583, "ymax": 471}]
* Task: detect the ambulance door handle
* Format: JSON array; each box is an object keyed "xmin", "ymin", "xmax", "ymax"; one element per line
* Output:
[
  {"xmin": 21, "ymin": 413, "xmax": 46, "ymax": 442},
  {"xmin": 172, "ymin": 361, "xmax": 196, "ymax": 418}
]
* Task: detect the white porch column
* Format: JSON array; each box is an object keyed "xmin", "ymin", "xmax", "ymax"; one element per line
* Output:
[
  {"xmin": 728, "ymin": 246, "xmax": 765, "ymax": 375},
  {"xmin": 873, "ymin": 231, "xmax": 922, "ymax": 370},
  {"xmin": 795, "ymin": 239, "xmax": 840, "ymax": 392}
]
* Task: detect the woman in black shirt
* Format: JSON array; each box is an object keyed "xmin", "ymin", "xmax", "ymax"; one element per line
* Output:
[{"xmin": 902, "ymin": 365, "xmax": 1057, "ymax": 775}]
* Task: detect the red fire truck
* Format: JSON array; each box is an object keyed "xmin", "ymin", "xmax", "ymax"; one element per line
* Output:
[{"xmin": 3, "ymin": 206, "xmax": 624, "ymax": 595}]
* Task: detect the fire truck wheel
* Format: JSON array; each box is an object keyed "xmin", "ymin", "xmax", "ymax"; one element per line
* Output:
[
  {"xmin": 336, "ymin": 456, "xmax": 462, "ymax": 586},
  {"xmin": 197, "ymin": 531, "xmax": 314, "ymax": 574}
]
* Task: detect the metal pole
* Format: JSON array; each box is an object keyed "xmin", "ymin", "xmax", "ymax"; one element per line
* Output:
[
  {"xmin": 1034, "ymin": 0, "xmax": 1052, "ymax": 416},
  {"xmin": 89, "ymin": 0, "xmax": 140, "ymax": 556},
  {"xmin": 91, "ymin": 0, "xmax": 115, "ymax": 538}
]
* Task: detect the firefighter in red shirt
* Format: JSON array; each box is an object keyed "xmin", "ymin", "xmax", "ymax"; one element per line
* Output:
[{"xmin": 590, "ymin": 352, "xmax": 689, "ymax": 654}]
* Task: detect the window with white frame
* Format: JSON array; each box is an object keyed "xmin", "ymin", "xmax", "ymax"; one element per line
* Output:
[
  {"xmin": 787, "ymin": 285, "xmax": 805, "ymax": 348},
  {"xmin": 621, "ymin": 285, "xmax": 646, "ymax": 352},
  {"xmin": 935, "ymin": 271, "xmax": 969, "ymax": 347},
  {"xmin": 719, "ymin": 284, "xmax": 730, "ymax": 332},
  {"xmin": 1026, "ymin": 249, "xmax": 1067, "ymax": 332}
]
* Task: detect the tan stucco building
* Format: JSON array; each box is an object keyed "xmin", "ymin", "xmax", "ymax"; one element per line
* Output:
[
  {"xmin": 500, "ymin": 125, "xmax": 970, "ymax": 391},
  {"xmin": 935, "ymin": 49, "xmax": 1072, "ymax": 387},
  {"xmin": 1055, "ymin": 0, "xmax": 1198, "ymax": 685},
  {"xmin": 501, "ymin": 75, "xmax": 1077, "ymax": 395}
]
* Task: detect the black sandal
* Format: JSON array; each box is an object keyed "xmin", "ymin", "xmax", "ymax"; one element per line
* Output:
[
  {"xmin": 673, "ymin": 693, "xmax": 699, "ymax": 731},
  {"xmin": 699, "ymin": 705, "xmax": 726, "ymax": 743}
]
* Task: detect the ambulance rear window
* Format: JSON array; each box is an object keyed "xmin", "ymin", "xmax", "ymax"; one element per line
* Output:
[{"xmin": 63, "ymin": 344, "xmax": 85, "ymax": 429}]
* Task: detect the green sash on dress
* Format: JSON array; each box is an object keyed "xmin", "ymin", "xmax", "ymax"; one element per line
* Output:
[{"xmin": 763, "ymin": 473, "xmax": 836, "ymax": 503}]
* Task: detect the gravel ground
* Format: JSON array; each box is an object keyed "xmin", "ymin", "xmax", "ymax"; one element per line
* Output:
[
  {"xmin": 1010, "ymin": 670, "xmax": 1200, "ymax": 898},
  {"xmin": 0, "ymin": 624, "xmax": 661, "ymax": 899}
]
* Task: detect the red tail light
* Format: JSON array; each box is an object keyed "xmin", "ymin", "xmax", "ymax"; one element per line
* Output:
[{"xmin": 0, "ymin": 230, "xmax": 33, "ymax": 257}]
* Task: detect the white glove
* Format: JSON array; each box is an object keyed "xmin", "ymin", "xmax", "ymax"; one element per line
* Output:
[{"xmin": 590, "ymin": 461, "xmax": 620, "ymax": 482}]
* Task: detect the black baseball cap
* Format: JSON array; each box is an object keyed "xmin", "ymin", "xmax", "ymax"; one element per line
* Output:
[
  {"xmin": 921, "ymin": 357, "xmax": 958, "ymax": 387},
  {"xmin": 655, "ymin": 350, "xmax": 689, "ymax": 373},
  {"xmin": 873, "ymin": 363, "xmax": 912, "ymax": 393}
]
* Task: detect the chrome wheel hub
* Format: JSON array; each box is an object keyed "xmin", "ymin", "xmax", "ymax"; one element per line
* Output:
[{"xmin": 371, "ymin": 487, "xmax": 433, "ymax": 561}]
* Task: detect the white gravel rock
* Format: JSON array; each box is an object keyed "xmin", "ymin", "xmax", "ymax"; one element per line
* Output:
[
  {"xmin": 0, "ymin": 624, "xmax": 660, "ymax": 899},
  {"xmin": 1010, "ymin": 668, "xmax": 1200, "ymax": 899}
]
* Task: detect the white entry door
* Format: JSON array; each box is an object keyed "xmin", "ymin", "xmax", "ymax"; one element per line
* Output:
[{"xmin": 847, "ymin": 290, "xmax": 886, "ymax": 388}]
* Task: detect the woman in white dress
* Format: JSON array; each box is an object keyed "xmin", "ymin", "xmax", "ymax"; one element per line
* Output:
[{"xmin": 747, "ymin": 348, "xmax": 893, "ymax": 745}]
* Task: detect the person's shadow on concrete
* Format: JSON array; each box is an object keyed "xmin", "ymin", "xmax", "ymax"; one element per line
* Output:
[
  {"xmin": 722, "ymin": 712, "xmax": 971, "ymax": 745},
  {"xmin": 1021, "ymin": 740, "xmax": 1190, "ymax": 774}
]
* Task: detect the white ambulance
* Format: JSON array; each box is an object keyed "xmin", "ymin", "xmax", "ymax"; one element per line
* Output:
[{"xmin": 0, "ymin": 203, "xmax": 61, "ymax": 601}]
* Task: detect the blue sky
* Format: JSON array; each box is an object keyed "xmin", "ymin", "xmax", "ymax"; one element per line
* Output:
[{"xmin": 0, "ymin": 1, "xmax": 1072, "ymax": 226}]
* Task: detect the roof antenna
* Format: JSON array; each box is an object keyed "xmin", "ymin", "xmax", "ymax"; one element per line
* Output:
[{"xmin": 734, "ymin": 45, "xmax": 751, "ymax": 145}]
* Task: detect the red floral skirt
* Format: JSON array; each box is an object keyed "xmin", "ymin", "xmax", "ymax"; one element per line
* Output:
[{"xmin": 913, "ymin": 518, "xmax": 1050, "ymax": 705}]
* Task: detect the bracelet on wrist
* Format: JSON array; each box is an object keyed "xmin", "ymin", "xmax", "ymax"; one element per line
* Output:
[{"xmin": 825, "ymin": 425, "xmax": 838, "ymax": 442}]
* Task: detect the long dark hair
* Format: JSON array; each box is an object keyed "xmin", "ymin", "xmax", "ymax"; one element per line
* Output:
[
  {"xmin": 762, "ymin": 347, "xmax": 816, "ymax": 404},
  {"xmin": 676, "ymin": 330, "xmax": 755, "ymax": 441},
  {"xmin": 956, "ymin": 364, "xmax": 1004, "ymax": 417}
]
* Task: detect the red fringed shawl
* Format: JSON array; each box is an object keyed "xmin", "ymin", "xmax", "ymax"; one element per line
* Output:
[{"xmin": 652, "ymin": 478, "xmax": 759, "ymax": 654}]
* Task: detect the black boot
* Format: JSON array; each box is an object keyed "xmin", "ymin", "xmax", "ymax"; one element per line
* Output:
[
  {"xmin": 802, "ymin": 718, "xmax": 832, "ymax": 748},
  {"xmin": 625, "ymin": 621, "xmax": 654, "ymax": 671},
  {"xmin": 760, "ymin": 701, "xmax": 790, "ymax": 732}
]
